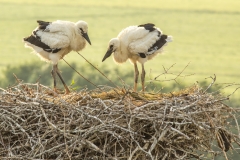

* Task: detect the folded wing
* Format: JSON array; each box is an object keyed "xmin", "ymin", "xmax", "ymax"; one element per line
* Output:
[
  {"xmin": 128, "ymin": 24, "xmax": 161, "ymax": 54},
  {"xmin": 33, "ymin": 20, "xmax": 71, "ymax": 49}
]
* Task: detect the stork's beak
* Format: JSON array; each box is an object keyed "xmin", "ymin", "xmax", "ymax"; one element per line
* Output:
[
  {"xmin": 82, "ymin": 32, "xmax": 91, "ymax": 45},
  {"xmin": 102, "ymin": 47, "xmax": 113, "ymax": 62}
]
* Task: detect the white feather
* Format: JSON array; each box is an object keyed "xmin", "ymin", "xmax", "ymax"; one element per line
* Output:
[
  {"xmin": 107, "ymin": 24, "xmax": 171, "ymax": 65},
  {"xmin": 36, "ymin": 31, "xmax": 70, "ymax": 49},
  {"xmin": 166, "ymin": 36, "xmax": 173, "ymax": 42},
  {"xmin": 103, "ymin": 24, "xmax": 172, "ymax": 92},
  {"xmin": 129, "ymin": 30, "xmax": 159, "ymax": 54},
  {"xmin": 24, "ymin": 20, "xmax": 90, "ymax": 64}
]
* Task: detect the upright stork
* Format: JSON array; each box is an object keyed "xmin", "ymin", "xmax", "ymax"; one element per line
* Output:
[
  {"xmin": 23, "ymin": 20, "xmax": 91, "ymax": 94},
  {"xmin": 102, "ymin": 23, "xmax": 172, "ymax": 92}
]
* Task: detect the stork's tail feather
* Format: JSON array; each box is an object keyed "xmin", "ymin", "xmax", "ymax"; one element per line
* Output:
[
  {"xmin": 23, "ymin": 35, "xmax": 60, "ymax": 53},
  {"xmin": 23, "ymin": 35, "xmax": 47, "ymax": 50},
  {"xmin": 23, "ymin": 35, "xmax": 37, "ymax": 44},
  {"xmin": 166, "ymin": 35, "xmax": 173, "ymax": 42},
  {"xmin": 37, "ymin": 20, "xmax": 51, "ymax": 30}
]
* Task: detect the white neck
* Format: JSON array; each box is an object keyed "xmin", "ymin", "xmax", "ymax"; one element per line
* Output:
[
  {"xmin": 71, "ymin": 29, "xmax": 86, "ymax": 51},
  {"xmin": 113, "ymin": 47, "xmax": 128, "ymax": 64}
]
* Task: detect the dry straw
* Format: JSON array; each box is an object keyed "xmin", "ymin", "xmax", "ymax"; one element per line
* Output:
[{"xmin": 0, "ymin": 80, "xmax": 240, "ymax": 159}]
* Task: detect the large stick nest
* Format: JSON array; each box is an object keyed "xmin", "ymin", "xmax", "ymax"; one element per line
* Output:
[{"xmin": 0, "ymin": 83, "xmax": 239, "ymax": 159}]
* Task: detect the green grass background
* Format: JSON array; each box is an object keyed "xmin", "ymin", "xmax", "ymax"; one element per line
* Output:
[{"xmin": 0, "ymin": 0, "xmax": 240, "ymax": 100}]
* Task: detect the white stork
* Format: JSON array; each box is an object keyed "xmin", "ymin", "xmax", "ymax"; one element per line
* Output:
[
  {"xmin": 23, "ymin": 20, "xmax": 91, "ymax": 94},
  {"xmin": 102, "ymin": 23, "xmax": 172, "ymax": 92}
]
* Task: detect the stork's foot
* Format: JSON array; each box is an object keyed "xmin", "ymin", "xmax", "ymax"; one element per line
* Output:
[
  {"xmin": 46, "ymin": 90, "xmax": 58, "ymax": 97},
  {"xmin": 53, "ymin": 91, "xmax": 58, "ymax": 97},
  {"xmin": 46, "ymin": 89, "xmax": 58, "ymax": 97},
  {"xmin": 52, "ymin": 87, "xmax": 70, "ymax": 95},
  {"xmin": 64, "ymin": 88, "xmax": 71, "ymax": 95},
  {"xmin": 140, "ymin": 85, "xmax": 145, "ymax": 93},
  {"xmin": 52, "ymin": 87, "xmax": 65, "ymax": 96},
  {"xmin": 50, "ymin": 88, "xmax": 70, "ymax": 96},
  {"xmin": 52, "ymin": 88, "xmax": 60, "ymax": 97}
]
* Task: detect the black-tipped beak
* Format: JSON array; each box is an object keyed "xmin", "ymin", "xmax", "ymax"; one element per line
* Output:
[
  {"xmin": 102, "ymin": 47, "xmax": 113, "ymax": 62},
  {"xmin": 82, "ymin": 32, "xmax": 91, "ymax": 45}
]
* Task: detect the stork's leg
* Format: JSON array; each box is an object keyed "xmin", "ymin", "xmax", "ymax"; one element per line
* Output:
[
  {"xmin": 141, "ymin": 63, "xmax": 146, "ymax": 92},
  {"xmin": 51, "ymin": 64, "xmax": 58, "ymax": 93},
  {"xmin": 134, "ymin": 62, "xmax": 139, "ymax": 92},
  {"xmin": 55, "ymin": 64, "xmax": 70, "ymax": 94}
]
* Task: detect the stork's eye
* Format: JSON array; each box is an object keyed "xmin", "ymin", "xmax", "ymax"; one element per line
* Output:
[
  {"xmin": 110, "ymin": 45, "xmax": 113, "ymax": 48},
  {"xmin": 80, "ymin": 28, "xmax": 84, "ymax": 33}
]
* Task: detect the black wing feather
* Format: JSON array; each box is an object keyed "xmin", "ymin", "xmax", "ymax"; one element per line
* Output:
[
  {"xmin": 138, "ymin": 23, "xmax": 156, "ymax": 32},
  {"xmin": 37, "ymin": 20, "xmax": 51, "ymax": 30},
  {"xmin": 148, "ymin": 34, "xmax": 168, "ymax": 53},
  {"xmin": 23, "ymin": 35, "xmax": 60, "ymax": 53}
]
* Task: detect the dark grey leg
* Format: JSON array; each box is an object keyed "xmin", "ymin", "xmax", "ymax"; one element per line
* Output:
[
  {"xmin": 141, "ymin": 63, "xmax": 146, "ymax": 92},
  {"xmin": 56, "ymin": 64, "xmax": 70, "ymax": 94},
  {"xmin": 51, "ymin": 64, "xmax": 58, "ymax": 93},
  {"xmin": 134, "ymin": 62, "xmax": 139, "ymax": 92}
]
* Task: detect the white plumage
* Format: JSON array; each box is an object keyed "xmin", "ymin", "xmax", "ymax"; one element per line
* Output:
[
  {"xmin": 23, "ymin": 20, "xmax": 91, "ymax": 94},
  {"xmin": 102, "ymin": 23, "xmax": 172, "ymax": 92}
]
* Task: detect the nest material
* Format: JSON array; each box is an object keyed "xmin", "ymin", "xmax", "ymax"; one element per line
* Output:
[{"xmin": 0, "ymin": 83, "xmax": 239, "ymax": 160}]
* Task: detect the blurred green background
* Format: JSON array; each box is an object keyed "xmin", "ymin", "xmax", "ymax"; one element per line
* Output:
[
  {"xmin": 1, "ymin": 0, "xmax": 240, "ymax": 95},
  {"xmin": 0, "ymin": 0, "xmax": 240, "ymax": 159},
  {"xmin": 1, "ymin": 0, "xmax": 239, "ymax": 99}
]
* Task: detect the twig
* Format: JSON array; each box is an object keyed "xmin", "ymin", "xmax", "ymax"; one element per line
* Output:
[
  {"xmin": 150, "ymin": 62, "xmax": 193, "ymax": 84},
  {"xmin": 203, "ymin": 74, "xmax": 216, "ymax": 93},
  {"xmin": 76, "ymin": 51, "xmax": 118, "ymax": 89},
  {"xmin": 62, "ymin": 58, "xmax": 101, "ymax": 90},
  {"xmin": 170, "ymin": 127, "xmax": 191, "ymax": 140}
]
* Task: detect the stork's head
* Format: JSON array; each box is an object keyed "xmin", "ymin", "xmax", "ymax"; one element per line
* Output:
[
  {"xmin": 102, "ymin": 38, "xmax": 120, "ymax": 62},
  {"xmin": 76, "ymin": 21, "xmax": 91, "ymax": 45}
]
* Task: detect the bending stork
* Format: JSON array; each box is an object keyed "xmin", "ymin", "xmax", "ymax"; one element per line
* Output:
[
  {"xmin": 102, "ymin": 23, "xmax": 172, "ymax": 92},
  {"xmin": 23, "ymin": 20, "xmax": 91, "ymax": 94}
]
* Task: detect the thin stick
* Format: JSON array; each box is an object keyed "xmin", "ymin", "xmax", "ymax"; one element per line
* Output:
[
  {"xmin": 62, "ymin": 58, "xmax": 101, "ymax": 90},
  {"xmin": 72, "ymin": 54, "xmax": 120, "ymax": 95},
  {"xmin": 149, "ymin": 62, "xmax": 193, "ymax": 84},
  {"xmin": 204, "ymin": 74, "xmax": 216, "ymax": 93},
  {"xmin": 76, "ymin": 51, "xmax": 118, "ymax": 88},
  {"xmin": 13, "ymin": 73, "xmax": 22, "ymax": 83},
  {"xmin": 231, "ymin": 113, "xmax": 240, "ymax": 139}
]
